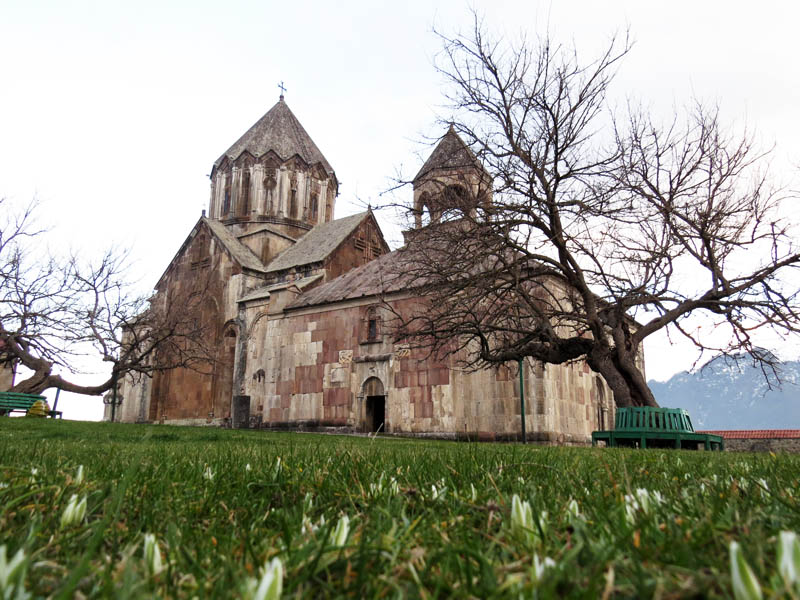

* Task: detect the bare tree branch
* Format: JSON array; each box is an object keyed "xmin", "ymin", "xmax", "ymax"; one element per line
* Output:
[
  {"xmin": 0, "ymin": 197, "xmax": 215, "ymax": 396},
  {"xmin": 382, "ymin": 15, "xmax": 800, "ymax": 408}
]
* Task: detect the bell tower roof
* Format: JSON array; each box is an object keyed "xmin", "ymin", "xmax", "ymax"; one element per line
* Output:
[
  {"xmin": 214, "ymin": 97, "xmax": 335, "ymax": 180},
  {"xmin": 413, "ymin": 125, "xmax": 486, "ymax": 183}
]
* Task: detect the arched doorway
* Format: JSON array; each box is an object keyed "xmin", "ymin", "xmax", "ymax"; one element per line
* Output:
[{"xmin": 362, "ymin": 377, "xmax": 386, "ymax": 433}]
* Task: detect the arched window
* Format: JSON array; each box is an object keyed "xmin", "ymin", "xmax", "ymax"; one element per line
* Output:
[
  {"xmin": 290, "ymin": 189, "xmax": 297, "ymax": 219},
  {"xmin": 263, "ymin": 169, "xmax": 276, "ymax": 214},
  {"xmin": 311, "ymin": 193, "xmax": 318, "ymax": 220},
  {"xmin": 240, "ymin": 171, "xmax": 250, "ymax": 216},
  {"xmin": 362, "ymin": 306, "xmax": 382, "ymax": 343},
  {"xmin": 223, "ymin": 176, "xmax": 231, "ymax": 215}
]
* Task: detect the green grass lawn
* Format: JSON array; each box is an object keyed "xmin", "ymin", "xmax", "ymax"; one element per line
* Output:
[{"xmin": 1, "ymin": 418, "xmax": 799, "ymax": 598}]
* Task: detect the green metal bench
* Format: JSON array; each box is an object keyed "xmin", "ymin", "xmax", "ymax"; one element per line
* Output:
[
  {"xmin": 0, "ymin": 392, "xmax": 62, "ymax": 418},
  {"xmin": 592, "ymin": 407, "xmax": 724, "ymax": 450}
]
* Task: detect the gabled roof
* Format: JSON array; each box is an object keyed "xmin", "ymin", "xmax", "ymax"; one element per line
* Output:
[
  {"xmin": 204, "ymin": 218, "xmax": 268, "ymax": 272},
  {"xmin": 214, "ymin": 98, "xmax": 334, "ymax": 177},
  {"xmin": 700, "ymin": 430, "xmax": 800, "ymax": 439},
  {"xmin": 413, "ymin": 125, "xmax": 486, "ymax": 183},
  {"xmin": 155, "ymin": 217, "xmax": 268, "ymax": 289},
  {"xmin": 265, "ymin": 211, "xmax": 373, "ymax": 274},
  {"xmin": 287, "ymin": 250, "xmax": 415, "ymax": 310}
]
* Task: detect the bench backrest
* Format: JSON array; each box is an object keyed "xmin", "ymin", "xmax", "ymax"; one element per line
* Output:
[
  {"xmin": 0, "ymin": 392, "xmax": 46, "ymax": 409},
  {"xmin": 614, "ymin": 407, "xmax": 695, "ymax": 433}
]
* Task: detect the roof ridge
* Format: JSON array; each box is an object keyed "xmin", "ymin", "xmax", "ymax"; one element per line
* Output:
[
  {"xmin": 264, "ymin": 211, "xmax": 371, "ymax": 274},
  {"xmin": 413, "ymin": 127, "xmax": 485, "ymax": 183},
  {"xmin": 214, "ymin": 100, "xmax": 335, "ymax": 177},
  {"xmin": 203, "ymin": 218, "xmax": 267, "ymax": 273}
]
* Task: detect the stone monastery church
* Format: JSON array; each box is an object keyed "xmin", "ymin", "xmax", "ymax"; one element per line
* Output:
[{"xmin": 111, "ymin": 95, "xmax": 616, "ymax": 443}]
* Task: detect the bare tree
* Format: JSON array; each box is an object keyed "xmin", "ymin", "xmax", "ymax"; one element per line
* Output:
[
  {"xmin": 0, "ymin": 198, "xmax": 214, "ymax": 396},
  {"xmin": 387, "ymin": 18, "xmax": 800, "ymax": 408}
]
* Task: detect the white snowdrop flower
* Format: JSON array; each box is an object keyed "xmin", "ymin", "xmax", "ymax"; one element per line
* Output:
[
  {"xmin": 430, "ymin": 484, "xmax": 441, "ymax": 501},
  {"xmin": 470, "ymin": 483, "xmax": 477, "ymax": 502},
  {"xmin": 0, "ymin": 483, "xmax": 8, "ymax": 490},
  {"xmin": 675, "ymin": 457, "xmax": 683, "ymax": 467},
  {"xmin": 143, "ymin": 533, "xmax": 163, "ymax": 575},
  {"xmin": 388, "ymin": 477, "xmax": 400, "ymax": 495},
  {"xmin": 245, "ymin": 463, "xmax": 252, "ymax": 472},
  {"xmin": 30, "ymin": 468, "xmax": 38, "ymax": 477},
  {"xmin": 60, "ymin": 494, "xmax": 87, "ymax": 529},
  {"xmin": 567, "ymin": 499, "xmax": 581, "ymax": 520},
  {"xmin": 75, "ymin": 465, "xmax": 84, "ymax": 486},
  {"xmin": 684, "ymin": 473, "xmax": 692, "ymax": 480},
  {"xmin": 538, "ymin": 511, "xmax": 548, "ymax": 535},
  {"xmin": 302, "ymin": 514, "xmax": 326, "ymax": 537},
  {"xmin": 203, "ymin": 466, "xmax": 215, "ymax": 481},
  {"xmin": 302, "ymin": 492, "xmax": 314, "ymax": 515},
  {"xmin": 330, "ymin": 515, "xmax": 350, "ymax": 548},
  {"xmin": 245, "ymin": 557, "xmax": 283, "ymax": 600},
  {"xmin": 517, "ymin": 476, "xmax": 525, "ymax": 485},
  {"xmin": 624, "ymin": 497, "xmax": 637, "ymax": 524},
  {"xmin": 757, "ymin": 479, "xmax": 769, "ymax": 498},
  {"xmin": 712, "ymin": 474, "xmax": 718, "ymax": 484},
  {"xmin": 532, "ymin": 554, "xmax": 556, "ymax": 581},
  {"xmin": 301, "ymin": 515, "xmax": 313, "ymax": 534},
  {"xmin": 651, "ymin": 491, "xmax": 665, "ymax": 505},
  {"xmin": 429, "ymin": 480, "xmax": 447, "ymax": 501},
  {"xmin": 730, "ymin": 541, "xmax": 762, "ymax": 600},
  {"xmin": 778, "ymin": 531, "xmax": 800, "ymax": 587},
  {"xmin": 624, "ymin": 490, "xmax": 654, "ymax": 523},
  {"xmin": 635, "ymin": 489, "xmax": 651, "ymax": 514},
  {"xmin": 0, "ymin": 545, "xmax": 27, "ymax": 595},
  {"xmin": 370, "ymin": 473, "xmax": 386, "ymax": 497},
  {"xmin": 511, "ymin": 494, "xmax": 534, "ymax": 536}
]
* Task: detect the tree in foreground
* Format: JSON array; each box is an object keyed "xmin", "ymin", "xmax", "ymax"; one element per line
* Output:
[
  {"xmin": 389, "ymin": 19, "xmax": 800, "ymax": 407},
  {"xmin": 0, "ymin": 198, "xmax": 213, "ymax": 396}
]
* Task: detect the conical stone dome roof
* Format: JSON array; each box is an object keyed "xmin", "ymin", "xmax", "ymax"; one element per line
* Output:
[
  {"xmin": 413, "ymin": 125, "xmax": 486, "ymax": 183},
  {"xmin": 214, "ymin": 97, "xmax": 334, "ymax": 177}
]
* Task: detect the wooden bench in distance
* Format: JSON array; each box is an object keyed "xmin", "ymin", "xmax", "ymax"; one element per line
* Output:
[
  {"xmin": 0, "ymin": 392, "xmax": 61, "ymax": 418},
  {"xmin": 592, "ymin": 406, "xmax": 724, "ymax": 450}
]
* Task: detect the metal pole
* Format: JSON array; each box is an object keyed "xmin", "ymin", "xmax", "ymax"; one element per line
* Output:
[
  {"xmin": 52, "ymin": 387, "xmax": 61, "ymax": 413},
  {"xmin": 518, "ymin": 358, "xmax": 526, "ymax": 444},
  {"xmin": 111, "ymin": 375, "xmax": 117, "ymax": 423}
]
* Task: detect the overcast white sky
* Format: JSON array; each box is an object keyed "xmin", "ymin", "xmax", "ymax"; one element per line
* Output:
[{"xmin": 2, "ymin": 0, "xmax": 799, "ymax": 420}]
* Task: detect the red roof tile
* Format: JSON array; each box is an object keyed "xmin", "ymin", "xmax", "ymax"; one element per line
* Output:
[{"xmin": 699, "ymin": 430, "xmax": 800, "ymax": 439}]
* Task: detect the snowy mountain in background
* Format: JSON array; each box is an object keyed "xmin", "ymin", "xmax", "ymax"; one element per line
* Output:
[{"xmin": 648, "ymin": 353, "xmax": 800, "ymax": 430}]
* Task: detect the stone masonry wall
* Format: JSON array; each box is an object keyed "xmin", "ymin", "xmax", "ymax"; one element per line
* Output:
[
  {"xmin": 0, "ymin": 363, "xmax": 14, "ymax": 392},
  {"xmin": 242, "ymin": 296, "xmax": 614, "ymax": 443}
]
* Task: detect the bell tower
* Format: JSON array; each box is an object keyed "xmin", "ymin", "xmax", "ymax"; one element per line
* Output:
[
  {"xmin": 208, "ymin": 95, "xmax": 338, "ymax": 240},
  {"xmin": 411, "ymin": 126, "xmax": 491, "ymax": 229}
]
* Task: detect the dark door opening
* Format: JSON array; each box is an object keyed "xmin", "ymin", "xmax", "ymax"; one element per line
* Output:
[{"xmin": 366, "ymin": 395, "xmax": 385, "ymax": 433}]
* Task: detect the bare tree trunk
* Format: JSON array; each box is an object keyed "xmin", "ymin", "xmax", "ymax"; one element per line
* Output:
[{"xmin": 589, "ymin": 350, "xmax": 658, "ymax": 408}]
